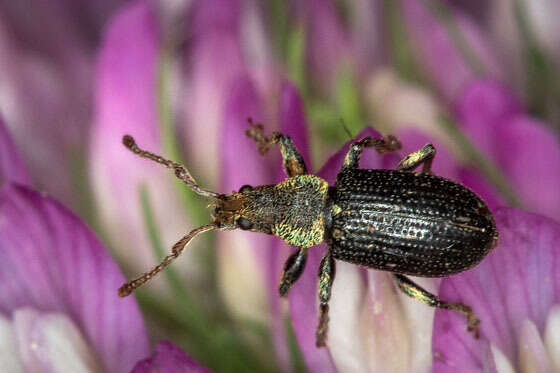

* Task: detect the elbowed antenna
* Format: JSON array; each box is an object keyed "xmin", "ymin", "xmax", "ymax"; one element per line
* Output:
[
  {"xmin": 119, "ymin": 224, "xmax": 215, "ymax": 297},
  {"xmin": 122, "ymin": 135, "xmax": 219, "ymax": 198}
]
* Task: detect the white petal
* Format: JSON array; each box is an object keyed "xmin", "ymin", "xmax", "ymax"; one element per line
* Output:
[
  {"xmin": 328, "ymin": 262, "xmax": 369, "ymax": 372},
  {"xmin": 518, "ymin": 319, "xmax": 551, "ymax": 373},
  {"xmin": 490, "ymin": 344, "xmax": 515, "ymax": 373},
  {"xmin": 544, "ymin": 305, "xmax": 560, "ymax": 372},
  {"xmin": 217, "ymin": 232, "xmax": 268, "ymax": 323},
  {"xmin": 396, "ymin": 277, "xmax": 436, "ymax": 372},
  {"xmin": 363, "ymin": 69, "xmax": 448, "ymax": 141},
  {"xmin": 14, "ymin": 308, "xmax": 103, "ymax": 373},
  {"xmin": 0, "ymin": 314, "xmax": 22, "ymax": 372},
  {"xmin": 361, "ymin": 271, "xmax": 411, "ymax": 373}
]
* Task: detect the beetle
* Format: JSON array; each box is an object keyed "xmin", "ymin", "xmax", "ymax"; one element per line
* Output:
[{"xmin": 118, "ymin": 122, "xmax": 498, "ymax": 347}]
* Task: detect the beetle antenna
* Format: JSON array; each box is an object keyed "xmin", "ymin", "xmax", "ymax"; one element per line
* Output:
[
  {"xmin": 118, "ymin": 224, "xmax": 215, "ymax": 297},
  {"xmin": 122, "ymin": 135, "xmax": 219, "ymax": 198}
]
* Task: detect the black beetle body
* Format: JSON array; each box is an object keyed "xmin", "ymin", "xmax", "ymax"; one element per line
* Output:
[
  {"xmin": 328, "ymin": 169, "xmax": 497, "ymax": 277},
  {"xmin": 119, "ymin": 125, "xmax": 498, "ymax": 348}
]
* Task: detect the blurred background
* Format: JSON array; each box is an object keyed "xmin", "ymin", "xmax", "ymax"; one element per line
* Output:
[{"xmin": 1, "ymin": 0, "xmax": 559, "ymax": 372}]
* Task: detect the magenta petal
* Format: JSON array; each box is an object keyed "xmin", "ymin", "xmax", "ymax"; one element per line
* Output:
[
  {"xmin": 491, "ymin": 116, "xmax": 560, "ymax": 220},
  {"xmin": 298, "ymin": 0, "xmax": 350, "ymax": 90},
  {"xmin": 184, "ymin": 0, "xmax": 245, "ymax": 184},
  {"xmin": 433, "ymin": 208, "xmax": 560, "ymax": 371},
  {"xmin": 0, "ymin": 184, "xmax": 149, "ymax": 372},
  {"xmin": 454, "ymin": 80, "xmax": 523, "ymax": 154},
  {"xmin": 221, "ymin": 75, "xmax": 268, "ymax": 188},
  {"xmin": 402, "ymin": 0, "xmax": 501, "ymax": 101},
  {"xmin": 0, "ymin": 117, "xmax": 30, "ymax": 186},
  {"xmin": 90, "ymin": 0, "xmax": 195, "ymax": 278},
  {"xmin": 455, "ymin": 80, "xmax": 560, "ymax": 220},
  {"xmin": 132, "ymin": 341, "xmax": 212, "ymax": 373}
]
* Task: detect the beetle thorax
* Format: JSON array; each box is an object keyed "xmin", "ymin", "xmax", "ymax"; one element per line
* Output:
[{"xmin": 268, "ymin": 175, "xmax": 329, "ymax": 247}]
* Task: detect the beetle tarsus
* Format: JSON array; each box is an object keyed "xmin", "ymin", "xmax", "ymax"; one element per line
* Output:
[
  {"xmin": 315, "ymin": 304, "xmax": 329, "ymax": 347},
  {"xmin": 245, "ymin": 119, "xmax": 308, "ymax": 176}
]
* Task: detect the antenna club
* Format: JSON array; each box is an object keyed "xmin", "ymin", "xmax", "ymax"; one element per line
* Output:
[
  {"xmin": 122, "ymin": 135, "xmax": 136, "ymax": 149},
  {"xmin": 118, "ymin": 284, "xmax": 132, "ymax": 297}
]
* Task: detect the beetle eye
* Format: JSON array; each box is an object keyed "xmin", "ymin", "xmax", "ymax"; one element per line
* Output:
[
  {"xmin": 239, "ymin": 184, "xmax": 253, "ymax": 193},
  {"xmin": 237, "ymin": 217, "xmax": 253, "ymax": 230}
]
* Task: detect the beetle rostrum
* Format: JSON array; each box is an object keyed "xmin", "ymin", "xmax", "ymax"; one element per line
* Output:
[{"xmin": 119, "ymin": 123, "xmax": 498, "ymax": 347}]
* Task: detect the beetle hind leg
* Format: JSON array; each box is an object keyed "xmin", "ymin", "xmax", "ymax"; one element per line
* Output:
[
  {"xmin": 245, "ymin": 119, "xmax": 308, "ymax": 177},
  {"xmin": 392, "ymin": 274, "xmax": 480, "ymax": 338},
  {"xmin": 316, "ymin": 252, "xmax": 336, "ymax": 347},
  {"xmin": 397, "ymin": 144, "xmax": 436, "ymax": 174},
  {"xmin": 342, "ymin": 135, "xmax": 401, "ymax": 170}
]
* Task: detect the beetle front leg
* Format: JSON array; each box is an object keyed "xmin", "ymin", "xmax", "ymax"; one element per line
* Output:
[
  {"xmin": 245, "ymin": 119, "xmax": 308, "ymax": 177},
  {"xmin": 279, "ymin": 247, "xmax": 308, "ymax": 296},
  {"xmin": 392, "ymin": 274, "xmax": 480, "ymax": 338},
  {"xmin": 316, "ymin": 251, "xmax": 336, "ymax": 347},
  {"xmin": 397, "ymin": 144, "xmax": 436, "ymax": 174},
  {"xmin": 342, "ymin": 135, "xmax": 401, "ymax": 170}
]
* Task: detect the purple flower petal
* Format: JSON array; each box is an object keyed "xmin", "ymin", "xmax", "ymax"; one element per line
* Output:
[
  {"xmin": 402, "ymin": 0, "xmax": 502, "ymax": 101},
  {"xmin": 183, "ymin": 0, "xmax": 245, "ymax": 184},
  {"xmin": 297, "ymin": 0, "xmax": 350, "ymax": 91},
  {"xmin": 433, "ymin": 208, "xmax": 560, "ymax": 371},
  {"xmin": 455, "ymin": 80, "xmax": 560, "ymax": 220},
  {"xmin": 0, "ymin": 184, "xmax": 149, "ymax": 372},
  {"xmin": 454, "ymin": 80, "xmax": 523, "ymax": 154},
  {"xmin": 0, "ymin": 116, "xmax": 30, "ymax": 186},
  {"xmin": 90, "ymin": 0, "xmax": 193, "ymax": 278},
  {"xmin": 132, "ymin": 341, "xmax": 212, "ymax": 373},
  {"xmin": 0, "ymin": 0, "xmax": 125, "ymax": 208}
]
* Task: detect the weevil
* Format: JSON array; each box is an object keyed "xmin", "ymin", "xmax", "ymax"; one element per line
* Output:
[{"xmin": 119, "ymin": 122, "xmax": 498, "ymax": 347}]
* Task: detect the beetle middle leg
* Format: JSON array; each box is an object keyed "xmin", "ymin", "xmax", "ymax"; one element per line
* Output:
[
  {"xmin": 342, "ymin": 135, "xmax": 401, "ymax": 170},
  {"xmin": 397, "ymin": 144, "xmax": 436, "ymax": 174},
  {"xmin": 392, "ymin": 274, "xmax": 480, "ymax": 338},
  {"xmin": 316, "ymin": 252, "xmax": 336, "ymax": 347},
  {"xmin": 245, "ymin": 119, "xmax": 308, "ymax": 177},
  {"xmin": 279, "ymin": 247, "xmax": 308, "ymax": 296}
]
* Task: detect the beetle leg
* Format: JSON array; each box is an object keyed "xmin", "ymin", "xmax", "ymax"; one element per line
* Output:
[
  {"xmin": 397, "ymin": 144, "xmax": 436, "ymax": 174},
  {"xmin": 342, "ymin": 135, "xmax": 401, "ymax": 170},
  {"xmin": 392, "ymin": 274, "xmax": 480, "ymax": 338},
  {"xmin": 245, "ymin": 119, "xmax": 308, "ymax": 177},
  {"xmin": 279, "ymin": 247, "xmax": 308, "ymax": 296},
  {"xmin": 316, "ymin": 251, "xmax": 336, "ymax": 347}
]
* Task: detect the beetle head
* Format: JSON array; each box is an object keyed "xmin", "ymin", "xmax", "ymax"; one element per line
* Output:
[{"xmin": 211, "ymin": 184, "xmax": 275, "ymax": 233}]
